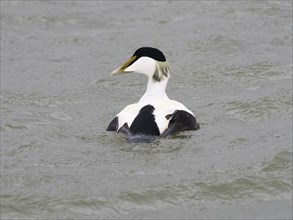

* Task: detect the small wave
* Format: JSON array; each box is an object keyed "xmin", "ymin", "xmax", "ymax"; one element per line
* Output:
[
  {"xmin": 225, "ymin": 96, "xmax": 292, "ymax": 121},
  {"xmin": 220, "ymin": 62, "xmax": 292, "ymax": 81}
]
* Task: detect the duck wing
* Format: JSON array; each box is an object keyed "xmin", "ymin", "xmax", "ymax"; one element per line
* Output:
[{"xmin": 161, "ymin": 110, "xmax": 199, "ymax": 138}]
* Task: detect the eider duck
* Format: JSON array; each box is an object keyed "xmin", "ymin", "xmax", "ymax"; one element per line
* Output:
[{"xmin": 107, "ymin": 47, "xmax": 199, "ymax": 142}]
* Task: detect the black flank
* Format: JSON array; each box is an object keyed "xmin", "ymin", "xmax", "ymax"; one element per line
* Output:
[{"xmin": 106, "ymin": 116, "xmax": 118, "ymax": 131}]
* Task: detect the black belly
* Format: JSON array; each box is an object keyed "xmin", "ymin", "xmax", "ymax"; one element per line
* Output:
[{"xmin": 130, "ymin": 105, "xmax": 160, "ymax": 136}]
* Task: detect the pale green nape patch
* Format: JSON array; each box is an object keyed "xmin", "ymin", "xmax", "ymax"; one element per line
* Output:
[{"xmin": 152, "ymin": 61, "xmax": 170, "ymax": 82}]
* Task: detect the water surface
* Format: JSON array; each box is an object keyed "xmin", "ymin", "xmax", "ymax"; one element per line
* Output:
[{"xmin": 1, "ymin": 1, "xmax": 292, "ymax": 219}]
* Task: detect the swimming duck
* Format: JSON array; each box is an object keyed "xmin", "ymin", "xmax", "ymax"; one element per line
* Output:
[{"xmin": 106, "ymin": 47, "xmax": 199, "ymax": 141}]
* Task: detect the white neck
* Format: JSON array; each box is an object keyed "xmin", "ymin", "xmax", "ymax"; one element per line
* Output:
[{"xmin": 139, "ymin": 76, "xmax": 169, "ymax": 103}]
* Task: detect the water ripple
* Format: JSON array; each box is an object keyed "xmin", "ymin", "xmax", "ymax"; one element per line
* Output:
[{"xmin": 225, "ymin": 96, "xmax": 292, "ymax": 121}]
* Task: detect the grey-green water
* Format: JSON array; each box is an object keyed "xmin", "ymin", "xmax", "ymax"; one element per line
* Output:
[{"xmin": 1, "ymin": 1, "xmax": 292, "ymax": 219}]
